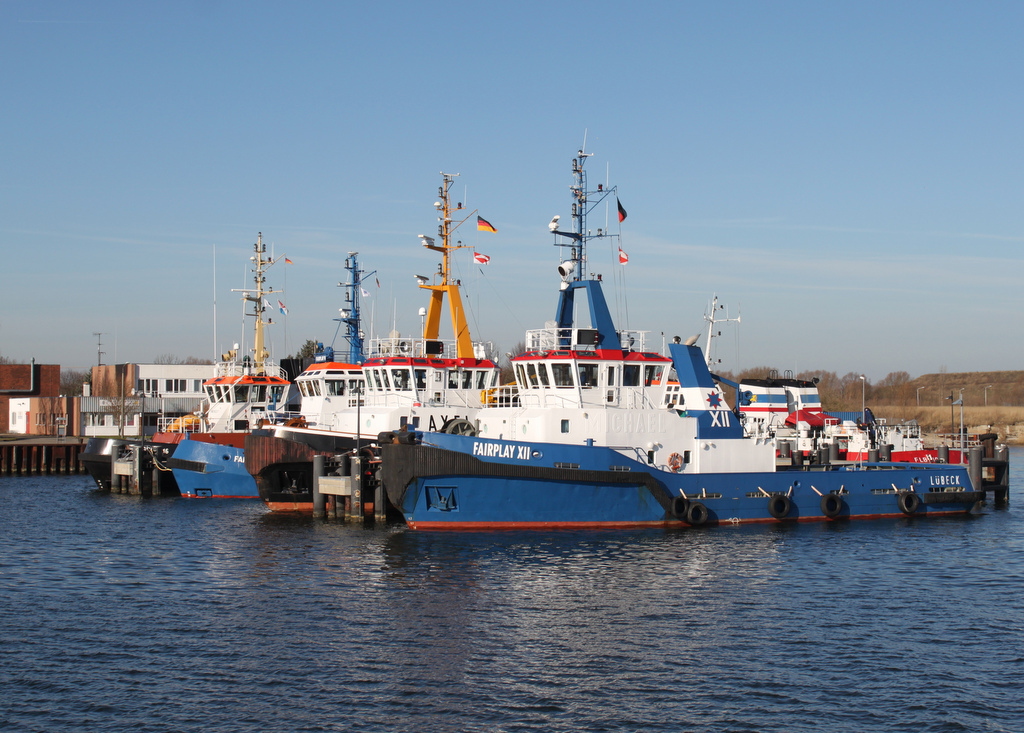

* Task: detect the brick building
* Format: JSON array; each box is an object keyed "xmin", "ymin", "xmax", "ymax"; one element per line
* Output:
[{"xmin": 0, "ymin": 362, "xmax": 61, "ymax": 433}]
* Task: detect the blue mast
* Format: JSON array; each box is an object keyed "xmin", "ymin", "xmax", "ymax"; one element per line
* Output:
[
  {"xmin": 331, "ymin": 251, "xmax": 375, "ymax": 364},
  {"xmin": 552, "ymin": 149, "xmax": 622, "ymax": 351}
]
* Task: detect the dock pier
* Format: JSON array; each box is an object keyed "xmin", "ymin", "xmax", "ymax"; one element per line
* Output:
[
  {"xmin": 313, "ymin": 452, "xmax": 390, "ymax": 523},
  {"xmin": 0, "ymin": 438, "xmax": 86, "ymax": 475}
]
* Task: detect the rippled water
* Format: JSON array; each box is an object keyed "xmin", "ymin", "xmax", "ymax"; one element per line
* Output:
[{"xmin": 3, "ymin": 451, "xmax": 1024, "ymax": 732}]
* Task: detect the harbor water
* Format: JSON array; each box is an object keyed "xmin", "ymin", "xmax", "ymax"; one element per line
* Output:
[{"xmin": 3, "ymin": 451, "xmax": 1023, "ymax": 732}]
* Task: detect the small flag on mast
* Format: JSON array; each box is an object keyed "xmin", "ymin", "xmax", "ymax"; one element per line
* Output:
[
  {"xmin": 617, "ymin": 198, "xmax": 627, "ymax": 223},
  {"xmin": 477, "ymin": 216, "xmax": 497, "ymax": 233},
  {"xmin": 618, "ymin": 247, "xmax": 629, "ymax": 265},
  {"xmin": 284, "ymin": 257, "xmax": 293, "ymax": 264},
  {"xmin": 473, "ymin": 252, "xmax": 491, "ymax": 264},
  {"xmin": 277, "ymin": 300, "xmax": 288, "ymax": 315}
]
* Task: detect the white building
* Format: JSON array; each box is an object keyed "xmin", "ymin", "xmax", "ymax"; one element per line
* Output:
[{"xmin": 81, "ymin": 363, "xmax": 215, "ymax": 438}]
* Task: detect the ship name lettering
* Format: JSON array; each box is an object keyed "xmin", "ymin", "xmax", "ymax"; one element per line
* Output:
[
  {"xmin": 472, "ymin": 441, "xmax": 532, "ymax": 460},
  {"xmin": 610, "ymin": 413, "xmax": 662, "ymax": 433},
  {"xmin": 930, "ymin": 474, "xmax": 962, "ymax": 486}
]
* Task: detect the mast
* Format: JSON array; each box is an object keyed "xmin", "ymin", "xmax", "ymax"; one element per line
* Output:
[
  {"xmin": 335, "ymin": 252, "xmax": 373, "ymax": 364},
  {"xmin": 232, "ymin": 232, "xmax": 284, "ymax": 374},
  {"xmin": 551, "ymin": 149, "xmax": 621, "ymax": 351},
  {"xmin": 418, "ymin": 172, "xmax": 475, "ymax": 359},
  {"xmin": 703, "ymin": 295, "xmax": 740, "ymax": 368}
]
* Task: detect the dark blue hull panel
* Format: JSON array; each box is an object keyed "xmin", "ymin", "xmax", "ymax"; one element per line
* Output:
[
  {"xmin": 381, "ymin": 435, "xmax": 981, "ymax": 530},
  {"xmin": 167, "ymin": 439, "xmax": 259, "ymax": 499}
]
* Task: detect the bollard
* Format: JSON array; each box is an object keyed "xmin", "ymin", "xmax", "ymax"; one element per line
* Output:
[
  {"xmin": 828, "ymin": 442, "xmax": 839, "ymax": 464},
  {"xmin": 868, "ymin": 448, "xmax": 879, "ymax": 462},
  {"xmin": 779, "ymin": 441, "xmax": 792, "ymax": 459},
  {"xmin": 938, "ymin": 445, "xmax": 949, "ymax": 464},
  {"xmin": 879, "ymin": 444, "xmax": 892, "ymax": 462},
  {"xmin": 968, "ymin": 447, "xmax": 983, "ymax": 492},
  {"xmin": 348, "ymin": 456, "xmax": 364, "ymax": 521},
  {"xmin": 312, "ymin": 455, "xmax": 326, "ymax": 518},
  {"xmin": 375, "ymin": 480, "xmax": 387, "ymax": 524}
]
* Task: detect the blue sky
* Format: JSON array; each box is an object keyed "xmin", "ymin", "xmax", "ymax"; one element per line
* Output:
[{"xmin": 3, "ymin": 1, "xmax": 1023, "ymax": 380}]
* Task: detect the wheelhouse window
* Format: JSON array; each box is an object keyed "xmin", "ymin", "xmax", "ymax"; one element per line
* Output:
[
  {"xmin": 536, "ymin": 364, "xmax": 550, "ymax": 388},
  {"xmin": 623, "ymin": 365, "xmax": 640, "ymax": 387},
  {"xmin": 233, "ymin": 385, "xmax": 249, "ymax": 403},
  {"xmin": 461, "ymin": 370, "xmax": 473, "ymax": 389},
  {"xmin": 578, "ymin": 364, "xmax": 598, "ymax": 388},
  {"xmin": 415, "ymin": 369, "xmax": 427, "ymax": 390},
  {"xmin": 392, "ymin": 369, "xmax": 412, "ymax": 391},
  {"xmin": 551, "ymin": 363, "xmax": 574, "ymax": 388},
  {"xmin": 526, "ymin": 363, "xmax": 540, "ymax": 387},
  {"xmin": 644, "ymin": 364, "xmax": 665, "ymax": 386},
  {"xmin": 325, "ymin": 379, "xmax": 345, "ymax": 396}
]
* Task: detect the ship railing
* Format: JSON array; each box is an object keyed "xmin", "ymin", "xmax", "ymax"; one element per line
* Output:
[
  {"xmin": 481, "ymin": 385, "xmax": 521, "ymax": 408},
  {"xmin": 524, "ymin": 328, "xmax": 650, "ymax": 353},
  {"xmin": 367, "ymin": 336, "xmax": 495, "ymax": 361},
  {"xmin": 622, "ymin": 389, "xmax": 665, "ymax": 410},
  {"xmin": 213, "ymin": 361, "xmax": 288, "ymax": 379},
  {"xmin": 157, "ymin": 415, "xmax": 203, "ymax": 434},
  {"xmin": 876, "ymin": 421, "xmax": 922, "ymax": 440},
  {"xmin": 258, "ymin": 409, "xmax": 304, "ymax": 426},
  {"xmin": 935, "ymin": 432, "xmax": 983, "ymax": 451}
]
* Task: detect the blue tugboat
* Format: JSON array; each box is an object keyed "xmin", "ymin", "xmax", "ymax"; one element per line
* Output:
[
  {"xmin": 380, "ymin": 149, "xmax": 984, "ymax": 529},
  {"xmin": 163, "ymin": 233, "xmax": 301, "ymax": 498}
]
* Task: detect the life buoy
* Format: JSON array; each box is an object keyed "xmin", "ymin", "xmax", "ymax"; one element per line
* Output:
[
  {"xmin": 898, "ymin": 491, "xmax": 920, "ymax": 515},
  {"xmin": 820, "ymin": 493, "xmax": 844, "ymax": 518},
  {"xmin": 668, "ymin": 452, "xmax": 684, "ymax": 472},
  {"xmin": 685, "ymin": 501, "xmax": 709, "ymax": 526},
  {"xmin": 768, "ymin": 495, "xmax": 792, "ymax": 519},
  {"xmin": 671, "ymin": 495, "xmax": 689, "ymax": 519}
]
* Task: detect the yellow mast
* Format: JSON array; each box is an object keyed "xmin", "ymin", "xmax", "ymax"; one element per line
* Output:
[
  {"xmin": 419, "ymin": 172, "xmax": 475, "ymax": 359},
  {"xmin": 231, "ymin": 232, "xmax": 284, "ymax": 375}
]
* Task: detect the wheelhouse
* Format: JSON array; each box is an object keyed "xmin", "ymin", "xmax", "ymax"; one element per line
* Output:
[{"xmin": 361, "ymin": 356, "xmax": 499, "ymax": 407}]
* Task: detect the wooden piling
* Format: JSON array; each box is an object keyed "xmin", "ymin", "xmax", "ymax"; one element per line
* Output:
[{"xmin": 0, "ymin": 440, "xmax": 85, "ymax": 475}]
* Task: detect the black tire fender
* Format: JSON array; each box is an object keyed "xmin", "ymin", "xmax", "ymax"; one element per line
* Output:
[
  {"xmin": 898, "ymin": 491, "xmax": 920, "ymax": 515},
  {"xmin": 685, "ymin": 501, "xmax": 709, "ymax": 526},
  {"xmin": 768, "ymin": 495, "xmax": 792, "ymax": 519},
  {"xmin": 820, "ymin": 493, "xmax": 844, "ymax": 518}
]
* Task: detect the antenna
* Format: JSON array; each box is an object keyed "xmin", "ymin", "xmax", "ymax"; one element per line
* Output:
[
  {"xmin": 703, "ymin": 295, "xmax": 741, "ymax": 367},
  {"xmin": 92, "ymin": 332, "xmax": 104, "ymax": 366}
]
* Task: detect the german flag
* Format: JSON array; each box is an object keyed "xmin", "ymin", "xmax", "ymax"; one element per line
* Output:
[
  {"xmin": 617, "ymin": 198, "xmax": 627, "ymax": 223},
  {"xmin": 477, "ymin": 216, "xmax": 497, "ymax": 233}
]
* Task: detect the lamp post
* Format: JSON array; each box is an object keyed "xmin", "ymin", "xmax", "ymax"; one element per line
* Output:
[
  {"xmin": 984, "ymin": 384, "xmax": 993, "ymax": 406},
  {"xmin": 917, "ymin": 386, "xmax": 925, "ymax": 406},
  {"xmin": 859, "ymin": 374, "xmax": 866, "ymax": 422},
  {"xmin": 957, "ymin": 389, "xmax": 965, "ymax": 454}
]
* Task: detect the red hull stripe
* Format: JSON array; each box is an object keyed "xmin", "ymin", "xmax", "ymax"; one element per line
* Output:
[{"xmin": 407, "ymin": 509, "xmax": 972, "ymax": 530}]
